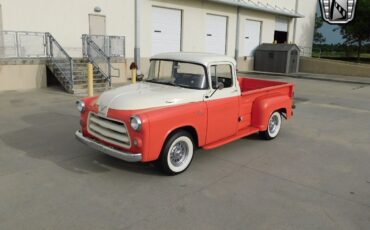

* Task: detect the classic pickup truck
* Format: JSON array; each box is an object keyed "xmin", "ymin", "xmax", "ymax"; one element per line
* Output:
[{"xmin": 75, "ymin": 52, "xmax": 294, "ymax": 175}]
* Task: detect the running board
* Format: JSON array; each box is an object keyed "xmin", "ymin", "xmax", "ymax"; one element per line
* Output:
[{"xmin": 202, "ymin": 127, "xmax": 259, "ymax": 150}]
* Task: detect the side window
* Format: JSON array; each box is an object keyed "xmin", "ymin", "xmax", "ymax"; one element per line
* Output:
[{"xmin": 210, "ymin": 64, "xmax": 233, "ymax": 89}]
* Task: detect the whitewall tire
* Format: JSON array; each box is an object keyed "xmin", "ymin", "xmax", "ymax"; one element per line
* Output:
[
  {"xmin": 159, "ymin": 130, "xmax": 194, "ymax": 175},
  {"xmin": 260, "ymin": 111, "xmax": 282, "ymax": 140}
]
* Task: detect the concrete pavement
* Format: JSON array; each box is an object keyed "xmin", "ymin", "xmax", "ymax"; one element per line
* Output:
[{"xmin": 0, "ymin": 76, "xmax": 369, "ymax": 230}]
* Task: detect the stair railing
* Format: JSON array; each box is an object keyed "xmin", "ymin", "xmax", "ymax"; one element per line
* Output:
[
  {"xmin": 46, "ymin": 33, "xmax": 74, "ymax": 88},
  {"xmin": 82, "ymin": 34, "xmax": 121, "ymax": 86},
  {"xmin": 82, "ymin": 34, "xmax": 125, "ymax": 58}
]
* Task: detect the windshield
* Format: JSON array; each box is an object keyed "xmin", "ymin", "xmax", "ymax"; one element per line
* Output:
[{"xmin": 146, "ymin": 60, "xmax": 208, "ymax": 90}]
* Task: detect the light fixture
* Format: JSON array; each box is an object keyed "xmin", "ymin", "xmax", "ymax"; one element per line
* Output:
[{"xmin": 94, "ymin": 6, "xmax": 102, "ymax": 13}]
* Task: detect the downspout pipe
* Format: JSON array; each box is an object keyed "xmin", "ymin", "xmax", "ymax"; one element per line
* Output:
[
  {"xmin": 234, "ymin": 6, "xmax": 240, "ymax": 68},
  {"xmin": 134, "ymin": 0, "xmax": 141, "ymax": 70},
  {"xmin": 292, "ymin": 0, "xmax": 299, "ymax": 43}
]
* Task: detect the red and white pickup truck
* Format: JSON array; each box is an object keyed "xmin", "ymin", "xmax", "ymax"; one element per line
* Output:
[{"xmin": 75, "ymin": 52, "xmax": 294, "ymax": 175}]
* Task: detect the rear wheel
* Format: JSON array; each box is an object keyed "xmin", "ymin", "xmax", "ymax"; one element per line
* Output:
[
  {"xmin": 259, "ymin": 111, "xmax": 282, "ymax": 140},
  {"xmin": 158, "ymin": 130, "xmax": 194, "ymax": 175}
]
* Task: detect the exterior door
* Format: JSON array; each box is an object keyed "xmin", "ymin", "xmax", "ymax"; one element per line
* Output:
[
  {"xmin": 205, "ymin": 63, "xmax": 239, "ymax": 144},
  {"xmin": 205, "ymin": 14, "xmax": 227, "ymax": 54},
  {"xmin": 89, "ymin": 14, "xmax": 106, "ymax": 35},
  {"xmin": 243, "ymin": 20, "xmax": 261, "ymax": 56},
  {"xmin": 152, "ymin": 7, "xmax": 182, "ymax": 56}
]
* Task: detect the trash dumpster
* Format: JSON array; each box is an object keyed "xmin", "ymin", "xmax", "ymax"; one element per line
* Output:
[{"xmin": 254, "ymin": 43, "xmax": 300, "ymax": 73}]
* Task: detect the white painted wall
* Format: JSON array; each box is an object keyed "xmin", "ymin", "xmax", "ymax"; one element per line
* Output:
[
  {"xmin": 140, "ymin": 0, "xmax": 238, "ymax": 58},
  {"xmin": 294, "ymin": 0, "xmax": 318, "ymax": 56},
  {"xmin": 0, "ymin": 0, "xmax": 317, "ymax": 65},
  {"xmin": 0, "ymin": 4, "xmax": 3, "ymax": 32},
  {"xmin": 0, "ymin": 0, "xmax": 134, "ymax": 57},
  {"xmin": 238, "ymin": 8, "xmax": 275, "ymax": 55}
]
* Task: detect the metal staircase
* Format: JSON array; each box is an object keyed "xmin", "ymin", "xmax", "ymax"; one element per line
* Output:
[
  {"xmin": 47, "ymin": 58, "xmax": 109, "ymax": 95},
  {"xmin": 1, "ymin": 30, "xmax": 125, "ymax": 95},
  {"xmin": 46, "ymin": 33, "xmax": 110, "ymax": 95}
]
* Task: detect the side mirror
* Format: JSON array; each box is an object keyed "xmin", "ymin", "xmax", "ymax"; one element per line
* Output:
[{"xmin": 217, "ymin": 82, "xmax": 224, "ymax": 90}]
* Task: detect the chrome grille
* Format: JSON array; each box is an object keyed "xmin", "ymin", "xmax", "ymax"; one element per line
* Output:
[{"xmin": 88, "ymin": 113, "xmax": 131, "ymax": 148}]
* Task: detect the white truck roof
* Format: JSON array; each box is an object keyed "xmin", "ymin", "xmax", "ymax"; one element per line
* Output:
[{"xmin": 151, "ymin": 52, "xmax": 237, "ymax": 66}]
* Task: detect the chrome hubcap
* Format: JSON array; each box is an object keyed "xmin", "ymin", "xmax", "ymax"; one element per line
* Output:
[
  {"xmin": 269, "ymin": 114, "xmax": 279, "ymax": 134},
  {"xmin": 170, "ymin": 141, "xmax": 189, "ymax": 167}
]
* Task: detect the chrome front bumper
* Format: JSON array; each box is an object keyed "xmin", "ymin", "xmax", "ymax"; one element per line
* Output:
[{"xmin": 75, "ymin": 130, "xmax": 142, "ymax": 162}]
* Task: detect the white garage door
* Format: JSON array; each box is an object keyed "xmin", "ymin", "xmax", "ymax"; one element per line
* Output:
[
  {"xmin": 243, "ymin": 20, "xmax": 261, "ymax": 57},
  {"xmin": 152, "ymin": 7, "xmax": 182, "ymax": 56},
  {"xmin": 205, "ymin": 14, "xmax": 227, "ymax": 54}
]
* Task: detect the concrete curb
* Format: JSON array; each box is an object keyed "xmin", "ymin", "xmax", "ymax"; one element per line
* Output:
[{"xmin": 239, "ymin": 71, "xmax": 370, "ymax": 85}]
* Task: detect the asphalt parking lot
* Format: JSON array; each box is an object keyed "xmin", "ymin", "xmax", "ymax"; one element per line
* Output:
[{"xmin": 0, "ymin": 74, "xmax": 369, "ymax": 230}]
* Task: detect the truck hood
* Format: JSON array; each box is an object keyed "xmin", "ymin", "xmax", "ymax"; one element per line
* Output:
[{"xmin": 97, "ymin": 82, "xmax": 206, "ymax": 115}]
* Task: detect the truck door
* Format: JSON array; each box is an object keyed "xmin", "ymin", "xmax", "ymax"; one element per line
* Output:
[{"xmin": 205, "ymin": 63, "xmax": 240, "ymax": 144}]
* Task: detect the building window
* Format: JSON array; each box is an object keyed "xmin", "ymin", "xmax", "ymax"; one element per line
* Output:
[{"xmin": 274, "ymin": 17, "xmax": 289, "ymax": 44}]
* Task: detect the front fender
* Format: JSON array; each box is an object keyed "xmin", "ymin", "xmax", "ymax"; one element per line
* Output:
[
  {"xmin": 251, "ymin": 94, "xmax": 292, "ymax": 131},
  {"xmin": 142, "ymin": 102, "xmax": 207, "ymax": 162}
]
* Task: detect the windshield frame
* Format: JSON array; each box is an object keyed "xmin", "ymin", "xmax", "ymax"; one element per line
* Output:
[{"xmin": 146, "ymin": 59, "xmax": 210, "ymax": 90}]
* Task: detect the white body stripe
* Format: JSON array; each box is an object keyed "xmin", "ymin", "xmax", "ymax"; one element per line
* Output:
[{"xmin": 97, "ymin": 82, "xmax": 206, "ymax": 114}]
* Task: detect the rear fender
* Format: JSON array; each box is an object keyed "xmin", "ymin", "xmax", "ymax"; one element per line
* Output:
[{"xmin": 251, "ymin": 94, "xmax": 292, "ymax": 131}]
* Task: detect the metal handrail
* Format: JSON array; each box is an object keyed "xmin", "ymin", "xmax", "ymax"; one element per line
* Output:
[
  {"xmin": 46, "ymin": 33, "xmax": 74, "ymax": 88},
  {"xmin": 84, "ymin": 36, "xmax": 120, "ymax": 86},
  {"xmin": 0, "ymin": 30, "xmax": 48, "ymax": 58},
  {"xmin": 82, "ymin": 34, "xmax": 125, "ymax": 58}
]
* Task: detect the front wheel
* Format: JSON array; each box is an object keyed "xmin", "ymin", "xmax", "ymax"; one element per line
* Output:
[
  {"xmin": 158, "ymin": 130, "xmax": 194, "ymax": 175},
  {"xmin": 259, "ymin": 111, "xmax": 282, "ymax": 140}
]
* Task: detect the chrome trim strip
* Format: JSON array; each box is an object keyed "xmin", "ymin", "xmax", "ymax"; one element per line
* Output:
[
  {"xmin": 75, "ymin": 130, "xmax": 142, "ymax": 162},
  {"xmin": 87, "ymin": 112, "xmax": 131, "ymax": 149}
]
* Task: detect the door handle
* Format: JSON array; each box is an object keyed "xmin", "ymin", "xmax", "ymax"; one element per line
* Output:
[
  {"xmin": 207, "ymin": 34, "xmax": 212, "ymax": 36},
  {"xmin": 245, "ymin": 37, "xmax": 250, "ymax": 39},
  {"xmin": 154, "ymin": 30, "xmax": 162, "ymax": 33}
]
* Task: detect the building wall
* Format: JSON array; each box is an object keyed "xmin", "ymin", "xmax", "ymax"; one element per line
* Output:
[
  {"xmin": 237, "ymin": 8, "xmax": 276, "ymax": 71},
  {"xmin": 0, "ymin": 0, "xmax": 316, "ymax": 57},
  {"xmin": 0, "ymin": 4, "xmax": 3, "ymax": 55},
  {"xmin": 140, "ymin": 0, "xmax": 239, "ymax": 74},
  {"xmin": 0, "ymin": 61, "xmax": 47, "ymax": 91},
  {"xmin": 0, "ymin": 0, "xmax": 317, "ymax": 90},
  {"xmin": 294, "ymin": 0, "xmax": 317, "ymax": 56},
  {"xmin": 0, "ymin": 0, "xmax": 135, "ymax": 57}
]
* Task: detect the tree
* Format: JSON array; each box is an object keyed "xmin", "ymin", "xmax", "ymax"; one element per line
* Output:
[
  {"xmin": 314, "ymin": 13, "xmax": 326, "ymax": 44},
  {"xmin": 337, "ymin": 0, "xmax": 370, "ymax": 59}
]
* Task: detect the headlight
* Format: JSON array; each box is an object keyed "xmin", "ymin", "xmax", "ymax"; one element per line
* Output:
[
  {"xmin": 130, "ymin": 115, "xmax": 142, "ymax": 131},
  {"xmin": 76, "ymin": 100, "xmax": 85, "ymax": 112}
]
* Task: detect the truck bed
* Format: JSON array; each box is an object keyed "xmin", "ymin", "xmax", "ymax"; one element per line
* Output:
[
  {"xmin": 237, "ymin": 77, "xmax": 290, "ymax": 94},
  {"xmin": 236, "ymin": 76, "xmax": 294, "ymax": 131}
]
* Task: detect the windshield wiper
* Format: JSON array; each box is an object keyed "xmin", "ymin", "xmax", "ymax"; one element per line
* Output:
[{"xmin": 145, "ymin": 80, "xmax": 178, "ymax": 87}]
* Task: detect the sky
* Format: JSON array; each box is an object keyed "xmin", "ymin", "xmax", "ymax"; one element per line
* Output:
[{"xmin": 316, "ymin": 2, "xmax": 345, "ymax": 44}]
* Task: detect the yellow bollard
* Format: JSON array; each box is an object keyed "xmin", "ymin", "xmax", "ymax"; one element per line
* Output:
[
  {"xmin": 130, "ymin": 62, "xmax": 138, "ymax": 84},
  {"xmin": 132, "ymin": 68, "xmax": 137, "ymax": 84},
  {"xmin": 87, "ymin": 63, "xmax": 94, "ymax": 97}
]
